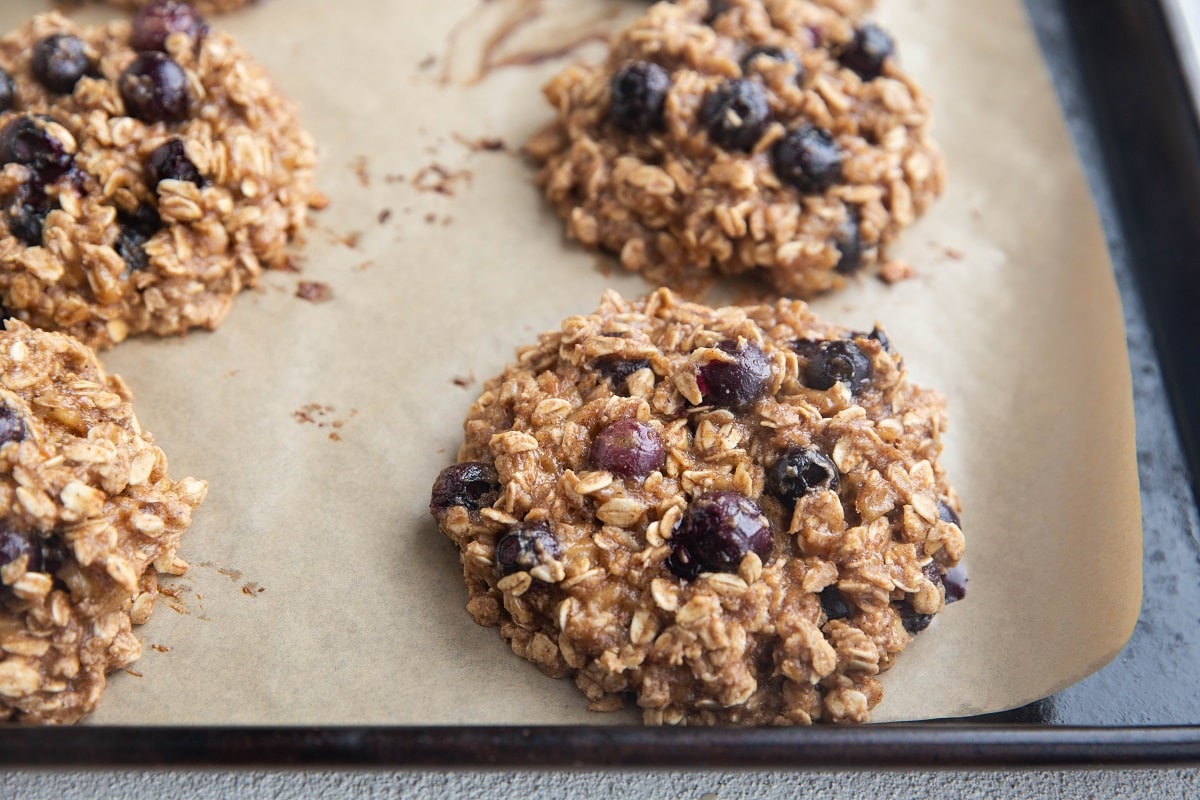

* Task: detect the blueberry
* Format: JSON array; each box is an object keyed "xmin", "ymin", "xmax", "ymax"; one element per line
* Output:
[
  {"xmin": 0, "ymin": 116, "xmax": 73, "ymax": 182},
  {"xmin": 839, "ymin": 23, "xmax": 895, "ymax": 81},
  {"xmin": 739, "ymin": 46, "xmax": 804, "ymax": 84},
  {"xmin": 703, "ymin": 0, "xmax": 730, "ymax": 23},
  {"xmin": 897, "ymin": 600, "xmax": 932, "ymax": 634},
  {"xmin": 772, "ymin": 125, "xmax": 842, "ymax": 193},
  {"xmin": 921, "ymin": 560, "xmax": 966, "ymax": 604},
  {"xmin": 695, "ymin": 339, "xmax": 771, "ymax": 409},
  {"xmin": 0, "ymin": 527, "xmax": 42, "ymax": 574},
  {"xmin": 833, "ymin": 210, "xmax": 864, "ymax": 275},
  {"xmin": 937, "ymin": 500, "xmax": 961, "ymax": 527},
  {"xmin": 667, "ymin": 491, "xmax": 773, "ymax": 580},
  {"xmin": 766, "ymin": 447, "xmax": 838, "ymax": 506},
  {"xmin": 609, "ymin": 61, "xmax": 670, "ymax": 134},
  {"xmin": 115, "ymin": 203, "xmax": 162, "ymax": 274},
  {"xmin": 6, "ymin": 182, "xmax": 52, "ymax": 246},
  {"xmin": 801, "ymin": 339, "xmax": 872, "ymax": 393},
  {"xmin": 495, "ymin": 522, "xmax": 562, "ymax": 577},
  {"xmin": 430, "ymin": 462, "xmax": 501, "ymax": 514},
  {"xmin": 866, "ymin": 326, "xmax": 891, "ymax": 353},
  {"xmin": 594, "ymin": 356, "xmax": 651, "ymax": 395},
  {"xmin": 942, "ymin": 564, "xmax": 968, "ymax": 604},
  {"xmin": 700, "ymin": 79, "xmax": 771, "ymax": 152},
  {"xmin": 0, "ymin": 406, "xmax": 25, "ymax": 447},
  {"xmin": 0, "ymin": 68, "xmax": 14, "ymax": 113},
  {"xmin": 32, "ymin": 35, "xmax": 92, "ymax": 95},
  {"xmin": 147, "ymin": 138, "xmax": 201, "ymax": 189},
  {"xmin": 119, "ymin": 52, "xmax": 191, "ymax": 123},
  {"xmin": 819, "ymin": 584, "xmax": 850, "ymax": 620},
  {"xmin": 131, "ymin": 0, "xmax": 209, "ymax": 53},
  {"xmin": 591, "ymin": 419, "xmax": 665, "ymax": 478}
]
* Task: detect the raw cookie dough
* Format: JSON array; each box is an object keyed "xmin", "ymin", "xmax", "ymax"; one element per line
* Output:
[
  {"xmin": 529, "ymin": 0, "xmax": 945, "ymax": 297},
  {"xmin": 430, "ymin": 289, "xmax": 965, "ymax": 725},
  {"xmin": 0, "ymin": 9, "xmax": 317, "ymax": 349},
  {"xmin": 0, "ymin": 320, "xmax": 206, "ymax": 724}
]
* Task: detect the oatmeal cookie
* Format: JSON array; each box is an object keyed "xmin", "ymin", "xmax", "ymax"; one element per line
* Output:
[
  {"xmin": 528, "ymin": 0, "xmax": 945, "ymax": 298},
  {"xmin": 430, "ymin": 289, "xmax": 965, "ymax": 725},
  {"xmin": 0, "ymin": 320, "xmax": 206, "ymax": 724},
  {"xmin": 0, "ymin": 8, "xmax": 317, "ymax": 349}
]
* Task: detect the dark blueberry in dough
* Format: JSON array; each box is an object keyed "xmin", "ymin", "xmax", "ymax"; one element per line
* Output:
[
  {"xmin": 701, "ymin": 79, "xmax": 771, "ymax": 152},
  {"xmin": 0, "ymin": 526, "xmax": 42, "ymax": 574},
  {"xmin": 594, "ymin": 356, "xmax": 651, "ymax": 395},
  {"xmin": 119, "ymin": 52, "xmax": 191, "ymax": 124},
  {"xmin": 839, "ymin": 23, "xmax": 895, "ymax": 81},
  {"xmin": 430, "ymin": 462, "xmax": 501, "ymax": 514},
  {"xmin": 131, "ymin": 0, "xmax": 210, "ymax": 53},
  {"xmin": 803, "ymin": 339, "xmax": 872, "ymax": 393},
  {"xmin": 0, "ymin": 406, "xmax": 24, "ymax": 446},
  {"xmin": 942, "ymin": 564, "xmax": 968, "ymax": 604},
  {"xmin": 772, "ymin": 125, "xmax": 842, "ymax": 193},
  {"xmin": 703, "ymin": 0, "xmax": 731, "ymax": 23},
  {"xmin": 819, "ymin": 585, "xmax": 850, "ymax": 621},
  {"xmin": 0, "ymin": 69, "xmax": 14, "ymax": 113},
  {"xmin": 115, "ymin": 204, "xmax": 162, "ymax": 274},
  {"xmin": 495, "ymin": 522, "xmax": 563, "ymax": 577},
  {"xmin": 667, "ymin": 491, "xmax": 773, "ymax": 580},
  {"xmin": 833, "ymin": 210, "xmax": 864, "ymax": 275},
  {"xmin": 32, "ymin": 35, "xmax": 92, "ymax": 95},
  {"xmin": 0, "ymin": 116, "xmax": 73, "ymax": 182},
  {"xmin": 766, "ymin": 447, "xmax": 838, "ymax": 506},
  {"xmin": 897, "ymin": 600, "xmax": 932, "ymax": 634},
  {"xmin": 739, "ymin": 46, "xmax": 804, "ymax": 84},
  {"xmin": 937, "ymin": 500, "xmax": 961, "ymax": 527},
  {"xmin": 6, "ymin": 182, "xmax": 53, "ymax": 247},
  {"xmin": 866, "ymin": 325, "xmax": 891, "ymax": 353},
  {"xmin": 609, "ymin": 61, "xmax": 670, "ymax": 134},
  {"xmin": 695, "ymin": 339, "xmax": 771, "ymax": 409},
  {"xmin": 591, "ymin": 419, "xmax": 665, "ymax": 478},
  {"xmin": 147, "ymin": 138, "xmax": 202, "ymax": 190}
]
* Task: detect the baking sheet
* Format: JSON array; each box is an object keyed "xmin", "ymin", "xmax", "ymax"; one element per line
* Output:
[{"xmin": 0, "ymin": 0, "xmax": 1141, "ymax": 725}]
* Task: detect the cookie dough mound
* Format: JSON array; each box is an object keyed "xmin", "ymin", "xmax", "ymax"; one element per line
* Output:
[
  {"xmin": 0, "ymin": 10, "xmax": 317, "ymax": 348},
  {"xmin": 0, "ymin": 321, "xmax": 206, "ymax": 724},
  {"xmin": 430, "ymin": 289, "xmax": 965, "ymax": 725},
  {"xmin": 529, "ymin": 0, "xmax": 945, "ymax": 297}
]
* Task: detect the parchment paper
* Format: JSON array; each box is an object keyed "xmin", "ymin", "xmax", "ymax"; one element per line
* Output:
[{"xmin": 0, "ymin": 0, "xmax": 1142, "ymax": 725}]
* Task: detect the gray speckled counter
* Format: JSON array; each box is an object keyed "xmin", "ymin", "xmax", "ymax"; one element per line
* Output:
[{"xmin": 2, "ymin": 768, "xmax": 1200, "ymax": 798}]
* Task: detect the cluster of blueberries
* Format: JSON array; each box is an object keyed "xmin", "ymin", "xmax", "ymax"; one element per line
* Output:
[
  {"xmin": 428, "ymin": 327, "xmax": 973, "ymax": 630},
  {"xmin": 0, "ymin": 1, "xmax": 210, "ymax": 273},
  {"xmin": 605, "ymin": 16, "xmax": 898, "ymax": 276},
  {"xmin": 0, "ymin": 407, "xmax": 67, "ymax": 587}
]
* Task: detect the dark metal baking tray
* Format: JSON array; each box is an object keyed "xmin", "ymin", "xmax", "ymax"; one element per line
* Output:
[{"xmin": 3, "ymin": 0, "xmax": 1200, "ymax": 768}]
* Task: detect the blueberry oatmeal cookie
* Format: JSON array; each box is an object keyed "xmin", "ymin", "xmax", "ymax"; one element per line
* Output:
[
  {"xmin": 430, "ymin": 289, "xmax": 965, "ymax": 725},
  {"xmin": 0, "ymin": 321, "xmax": 206, "ymax": 724},
  {"xmin": 528, "ymin": 0, "xmax": 945, "ymax": 298},
  {"xmin": 0, "ymin": 5, "xmax": 317, "ymax": 349}
]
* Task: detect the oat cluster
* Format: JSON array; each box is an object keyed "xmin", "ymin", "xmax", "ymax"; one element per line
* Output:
[
  {"xmin": 432, "ymin": 289, "xmax": 964, "ymax": 724},
  {"xmin": 0, "ymin": 12, "xmax": 316, "ymax": 348},
  {"xmin": 0, "ymin": 321, "xmax": 206, "ymax": 723},
  {"xmin": 529, "ymin": 0, "xmax": 944, "ymax": 297}
]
